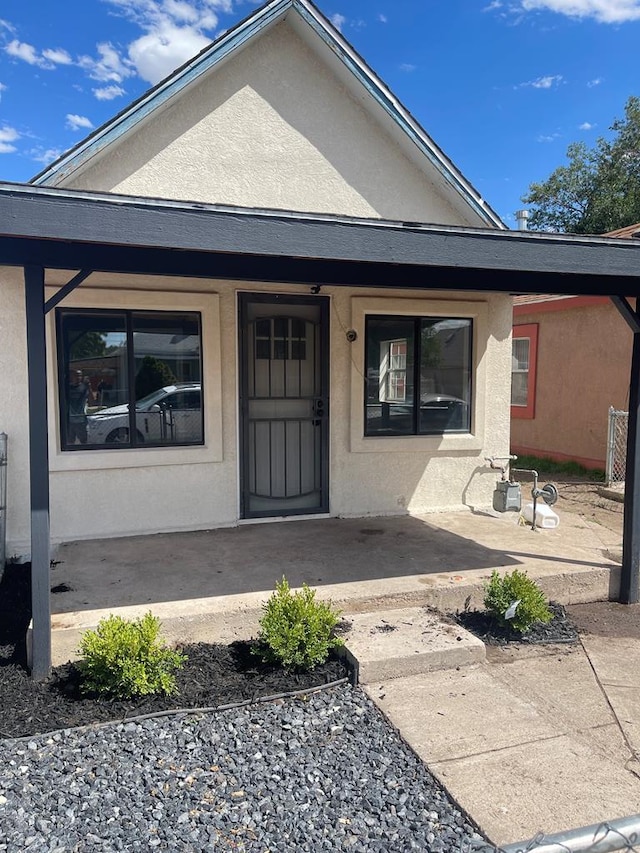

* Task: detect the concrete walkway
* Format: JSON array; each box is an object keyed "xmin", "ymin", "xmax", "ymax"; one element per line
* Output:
[{"xmin": 357, "ymin": 615, "xmax": 640, "ymax": 848}]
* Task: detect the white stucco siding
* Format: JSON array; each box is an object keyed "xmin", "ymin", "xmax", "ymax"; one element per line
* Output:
[
  {"xmin": 329, "ymin": 289, "xmax": 512, "ymax": 516},
  {"xmin": 62, "ymin": 21, "xmax": 471, "ymax": 225},
  {"xmin": 2, "ymin": 276, "xmax": 232, "ymax": 555},
  {"xmin": 0, "ymin": 268, "xmax": 31, "ymax": 555},
  {"xmin": 3, "ymin": 271, "xmax": 510, "ymax": 554}
]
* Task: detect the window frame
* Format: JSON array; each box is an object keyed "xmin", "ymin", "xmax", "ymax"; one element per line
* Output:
[
  {"xmin": 364, "ymin": 314, "xmax": 473, "ymax": 438},
  {"xmin": 56, "ymin": 307, "xmax": 205, "ymax": 452},
  {"xmin": 349, "ymin": 296, "xmax": 487, "ymax": 455},
  {"xmin": 511, "ymin": 323, "xmax": 538, "ymax": 420}
]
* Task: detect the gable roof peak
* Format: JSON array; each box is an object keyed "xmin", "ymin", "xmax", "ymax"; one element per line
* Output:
[{"xmin": 31, "ymin": 0, "xmax": 504, "ymax": 229}]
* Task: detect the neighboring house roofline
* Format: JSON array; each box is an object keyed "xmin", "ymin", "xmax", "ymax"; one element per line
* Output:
[
  {"xmin": 605, "ymin": 223, "xmax": 640, "ymax": 239},
  {"xmin": 29, "ymin": 0, "xmax": 505, "ymax": 230},
  {"xmin": 513, "ymin": 222, "xmax": 640, "ymax": 310},
  {"xmin": 513, "ymin": 295, "xmax": 610, "ymax": 316}
]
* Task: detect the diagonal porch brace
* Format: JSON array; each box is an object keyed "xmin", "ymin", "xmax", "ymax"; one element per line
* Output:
[
  {"xmin": 44, "ymin": 269, "xmax": 92, "ymax": 315},
  {"xmin": 612, "ymin": 295, "xmax": 640, "ymax": 333}
]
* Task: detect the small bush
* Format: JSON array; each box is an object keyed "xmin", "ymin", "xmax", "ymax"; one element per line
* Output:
[
  {"xmin": 483, "ymin": 569, "xmax": 552, "ymax": 634},
  {"xmin": 78, "ymin": 611, "xmax": 186, "ymax": 699},
  {"xmin": 253, "ymin": 577, "xmax": 343, "ymax": 671}
]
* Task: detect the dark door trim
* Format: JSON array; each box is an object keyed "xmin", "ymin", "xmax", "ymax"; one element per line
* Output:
[{"xmin": 238, "ymin": 292, "xmax": 330, "ymax": 519}]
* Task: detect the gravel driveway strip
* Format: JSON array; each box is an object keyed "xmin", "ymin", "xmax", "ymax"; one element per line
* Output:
[{"xmin": 0, "ymin": 684, "xmax": 485, "ymax": 852}]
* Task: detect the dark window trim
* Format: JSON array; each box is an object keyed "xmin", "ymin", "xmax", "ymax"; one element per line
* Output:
[
  {"xmin": 364, "ymin": 313, "xmax": 473, "ymax": 437},
  {"xmin": 56, "ymin": 307, "xmax": 204, "ymax": 451}
]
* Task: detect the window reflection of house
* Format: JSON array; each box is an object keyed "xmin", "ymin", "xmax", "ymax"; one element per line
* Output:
[
  {"xmin": 59, "ymin": 310, "xmax": 203, "ymax": 450},
  {"xmin": 366, "ymin": 316, "xmax": 471, "ymax": 436}
]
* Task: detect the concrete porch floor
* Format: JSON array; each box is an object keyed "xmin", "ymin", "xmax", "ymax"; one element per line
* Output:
[{"xmin": 49, "ymin": 504, "xmax": 622, "ymax": 664}]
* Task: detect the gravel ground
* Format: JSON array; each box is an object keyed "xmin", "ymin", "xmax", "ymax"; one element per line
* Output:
[
  {"xmin": 0, "ymin": 683, "xmax": 486, "ymax": 853},
  {"xmin": 0, "ymin": 564, "xmax": 488, "ymax": 851},
  {"xmin": 0, "ymin": 643, "xmax": 350, "ymax": 740}
]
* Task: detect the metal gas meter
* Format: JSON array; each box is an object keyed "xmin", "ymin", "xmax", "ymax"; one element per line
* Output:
[{"xmin": 485, "ymin": 455, "xmax": 558, "ymax": 530}]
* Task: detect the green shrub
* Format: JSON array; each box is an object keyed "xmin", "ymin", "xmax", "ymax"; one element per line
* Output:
[
  {"xmin": 483, "ymin": 569, "xmax": 552, "ymax": 634},
  {"xmin": 253, "ymin": 577, "xmax": 343, "ymax": 671},
  {"xmin": 78, "ymin": 611, "xmax": 186, "ymax": 699}
]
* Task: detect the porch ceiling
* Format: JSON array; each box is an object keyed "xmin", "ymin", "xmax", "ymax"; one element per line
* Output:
[{"xmin": 0, "ymin": 182, "xmax": 639, "ymax": 296}]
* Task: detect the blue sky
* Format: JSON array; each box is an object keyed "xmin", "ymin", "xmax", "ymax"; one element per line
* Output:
[{"xmin": 0, "ymin": 0, "xmax": 638, "ymax": 226}]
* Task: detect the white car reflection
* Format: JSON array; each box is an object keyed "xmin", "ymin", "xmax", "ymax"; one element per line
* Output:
[{"xmin": 87, "ymin": 383, "xmax": 202, "ymax": 445}]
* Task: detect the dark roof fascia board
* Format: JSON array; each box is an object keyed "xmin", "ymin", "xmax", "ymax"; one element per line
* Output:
[
  {"xmin": 1, "ymin": 184, "xmax": 640, "ymax": 290},
  {"xmin": 30, "ymin": 0, "xmax": 292, "ymax": 186},
  {"xmin": 29, "ymin": 0, "xmax": 504, "ymax": 230},
  {"xmin": 0, "ymin": 236, "xmax": 634, "ymax": 297}
]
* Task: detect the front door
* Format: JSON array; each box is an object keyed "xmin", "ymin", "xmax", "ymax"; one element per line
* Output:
[{"xmin": 239, "ymin": 293, "xmax": 329, "ymax": 518}]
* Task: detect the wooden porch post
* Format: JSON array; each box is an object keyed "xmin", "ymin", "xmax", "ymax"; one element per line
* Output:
[{"xmin": 24, "ymin": 264, "xmax": 51, "ymax": 678}]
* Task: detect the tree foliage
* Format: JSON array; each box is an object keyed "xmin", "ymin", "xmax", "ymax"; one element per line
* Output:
[
  {"xmin": 69, "ymin": 331, "xmax": 109, "ymax": 360},
  {"xmin": 134, "ymin": 356, "xmax": 176, "ymax": 399},
  {"xmin": 522, "ymin": 96, "xmax": 640, "ymax": 234}
]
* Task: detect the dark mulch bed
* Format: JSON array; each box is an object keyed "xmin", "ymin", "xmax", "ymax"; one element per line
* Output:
[
  {"xmin": 0, "ymin": 563, "xmax": 350, "ymax": 741},
  {"xmin": 453, "ymin": 602, "xmax": 580, "ymax": 646}
]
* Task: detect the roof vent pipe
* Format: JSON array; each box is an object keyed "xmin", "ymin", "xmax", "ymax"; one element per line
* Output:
[{"xmin": 515, "ymin": 209, "xmax": 529, "ymax": 231}]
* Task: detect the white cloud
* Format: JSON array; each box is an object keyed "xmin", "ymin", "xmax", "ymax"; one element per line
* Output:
[
  {"xmin": 94, "ymin": 1, "xmax": 232, "ymax": 85},
  {"xmin": 519, "ymin": 74, "xmax": 564, "ymax": 88},
  {"xmin": 29, "ymin": 146, "xmax": 64, "ymax": 165},
  {"xmin": 78, "ymin": 42, "xmax": 134, "ymax": 83},
  {"xmin": 330, "ymin": 13, "xmax": 347, "ymax": 31},
  {"xmin": 0, "ymin": 19, "xmax": 15, "ymax": 33},
  {"xmin": 163, "ymin": 0, "xmax": 201, "ymax": 23},
  {"xmin": 587, "ymin": 77, "xmax": 603, "ymax": 87},
  {"xmin": 378, "ymin": 13, "xmax": 388, "ymax": 22},
  {"xmin": 0, "ymin": 125, "xmax": 19, "ymax": 153},
  {"xmin": 483, "ymin": 1, "xmax": 503, "ymax": 9},
  {"xmin": 128, "ymin": 23, "xmax": 210, "ymax": 84},
  {"xmin": 42, "ymin": 48, "xmax": 73, "ymax": 65},
  {"xmin": 520, "ymin": 0, "xmax": 640, "ymax": 23},
  {"xmin": 66, "ymin": 114, "xmax": 94, "ymax": 131},
  {"xmin": 400, "ymin": 63, "xmax": 417, "ymax": 72},
  {"xmin": 93, "ymin": 84, "xmax": 126, "ymax": 101},
  {"xmin": 579, "ymin": 121, "xmax": 595, "ymax": 129},
  {"xmin": 0, "ymin": 82, "xmax": 6, "ymax": 102},
  {"xmin": 0, "ymin": 125, "xmax": 19, "ymax": 142},
  {"xmin": 6, "ymin": 40, "xmax": 73, "ymax": 69},
  {"xmin": 537, "ymin": 131, "xmax": 561, "ymax": 141},
  {"xmin": 5, "ymin": 38, "xmax": 42, "ymax": 66},
  {"xmin": 532, "ymin": 74, "xmax": 563, "ymax": 88}
]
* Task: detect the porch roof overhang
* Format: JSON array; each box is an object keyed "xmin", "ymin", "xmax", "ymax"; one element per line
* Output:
[
  {"xmin": 0, "ymin": 182, "xmax": 640, "ymax": 295},
  {"xmin": 3, "ymin": 179, "xmax": 640, "ymax": 681}
]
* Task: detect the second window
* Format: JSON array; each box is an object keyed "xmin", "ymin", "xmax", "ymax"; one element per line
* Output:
[{"xmin": 365, "ymin": 315, "xmax": 472, "ymax": 436}]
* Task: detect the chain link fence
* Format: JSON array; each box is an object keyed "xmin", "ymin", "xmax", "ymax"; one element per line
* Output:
[
  {"xmin": 607, "ymin": 407, "xmax": 629, "ymax": 486},
  {"xmin": 469, "ymin": 816, "xmax": 640, "ymax": 852}
]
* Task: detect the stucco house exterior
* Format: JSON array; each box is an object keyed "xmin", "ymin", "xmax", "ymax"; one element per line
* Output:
[
  {"xmin": 1, "ymin": 0, "xmax": 516, "ymax": 559},
  {"xmin": 511, "ymin": 224, "xmax": 639, "ymax": 470}
]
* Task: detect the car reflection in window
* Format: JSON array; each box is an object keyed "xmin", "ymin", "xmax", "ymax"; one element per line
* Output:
[
  {"xmin": 418, "ymin": 393, "xmax": 469, "ymax": 432},
  {"xmin": 87, "ymin": 383, "xmax": 202, "ymax": 445}
]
